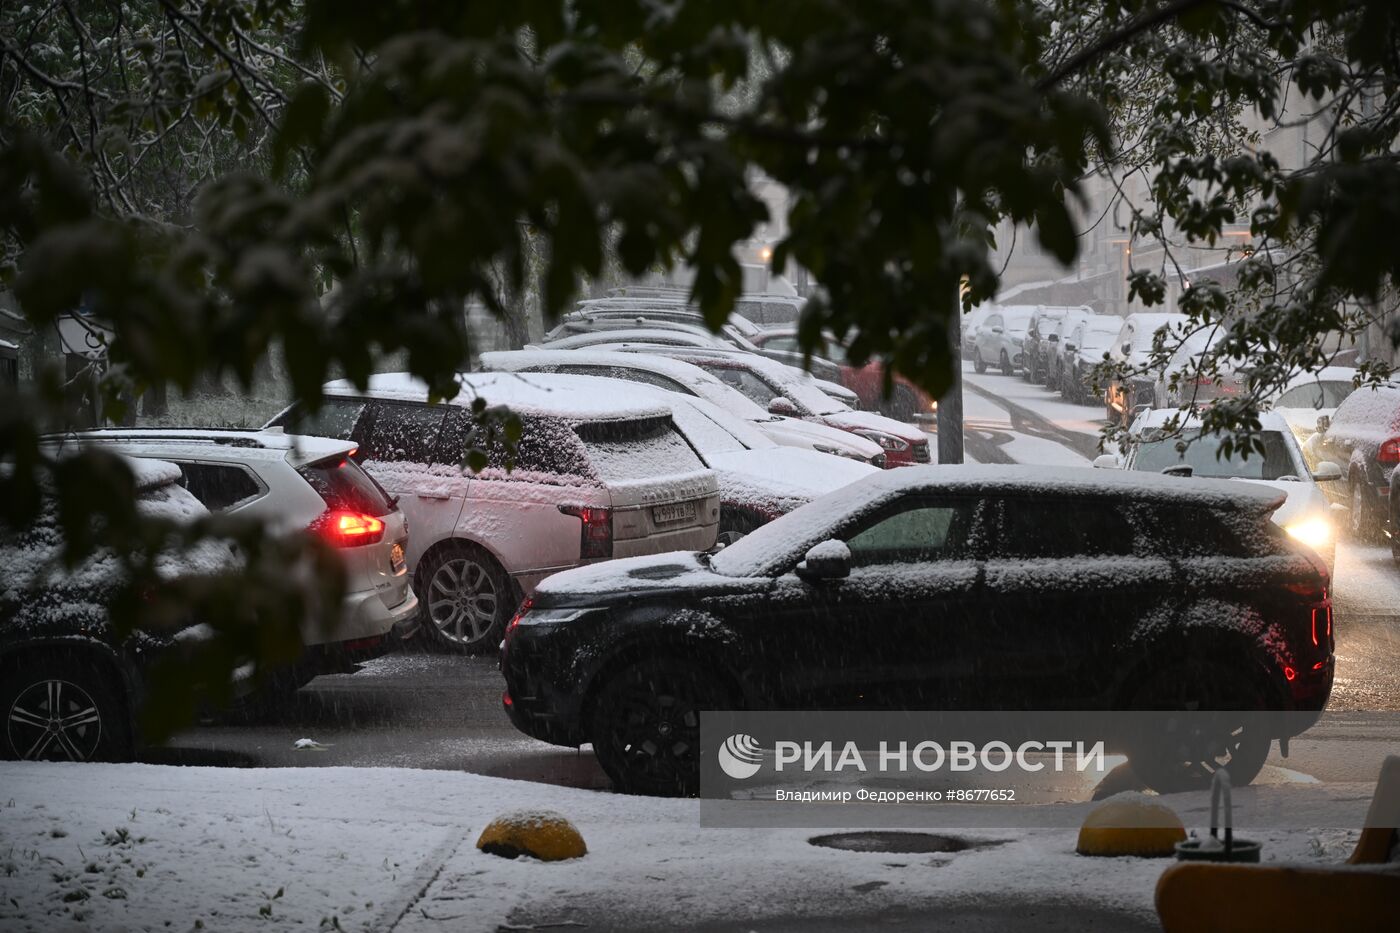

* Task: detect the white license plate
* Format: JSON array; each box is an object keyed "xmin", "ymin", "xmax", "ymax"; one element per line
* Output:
[
  {"xmin": 652, "ymin": 501, "xmax": 696, "ymax": 525},
  {"xmin": 390, "ymin": 542, "xmax": 406, "ymax": 573}
]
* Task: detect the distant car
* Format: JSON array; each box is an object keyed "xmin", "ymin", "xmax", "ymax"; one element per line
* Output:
[
  {"xmin": 616, "ymin": 347, "xmax": 933, "ymax": 466},
  {"xmin": 1390, "ymin": 466, "xmax": 1400, "ymax": 564},
  {"xmin": 961, "ymin": 306, "xmax": 997, "ymax": 360},
  {"xmin": 479, "ymin": 349, "xmax": 886, "ymax": 466},
  {"xmin": 1308, "ymin": 382, "xmax": 1400, "ymax": 541},
  {"xmin": 1266, "ymin": 366, "xmax": 1359, "ymax": 445},
  {"xmin": 503, "ymin": 465, "xmax": 1333, "ymax": 796},
  {"xmin": 1, "ymin": 458, "xmax": 245, "ymax": 761},
  {"xmin": 1149, "ymin": 327, "xmax": 1247, "ymax": 409},
  {"xmin": 1098, "ymin": 409, "xmax": 1341, "ymax": 572},
  {"xmin": 746, "ymin": 328, "xmax": 937, "ymax": 422},
  {"xmin": 1103, "ymin": 312, "xmax": 1189, "ymax": 425},
  {"xmin": 45, "ymin": 429, "xmax": 421, "ymax": 690},
  {"xmin": 1061, "ymin": 315, "xmax": 1129, "ymax": 403},
  {"xmin": 1023, "ymin": 306, "xmax": 1088, "ymax": 384},
  {"xmin": 972, "ymin": 306, "xmax": 1035, "ymax": 375},
  {"xmin": 1045, "ymin": 309, "xmax": 1095, "ymax": 390},
  {"xmin": 267, "ymin": 373, "xmax": 722, "ymax": 652},
  {"xmin": 537, "ymin": 323, "xmax": 739, "ymax": 353},
  {"xmin": 565, "ymin": 306, "xmax": 844, "ymax": 384}
]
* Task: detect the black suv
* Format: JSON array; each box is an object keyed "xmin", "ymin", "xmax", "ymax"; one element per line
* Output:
[
  {"xmin": 1, "ymin": 460, "xmax": 239, "ymax": 761},
  {"xmin": 501, "ymin": 466, "xmax": 1334, "ymax": 796},
  {"xmin": 1312, "ymin": 383, "xmax": 1400, "ymax": 540}
]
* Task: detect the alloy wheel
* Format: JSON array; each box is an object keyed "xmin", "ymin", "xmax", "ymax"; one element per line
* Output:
[
  {"xmin": 7, "ymin": 678, "xmax": 103, "ymax": 762},
  {"xmin": 426, "ymin": 556, "xmax": 501, "ymax": 646}
]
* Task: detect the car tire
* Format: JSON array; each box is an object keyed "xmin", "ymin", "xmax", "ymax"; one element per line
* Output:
[
  {"xmin": 417, "ymin": 544, "xmax": 512, "ymax": 655},
  {"xmin": 1000, "ymin": 351, "xmax": 1014, "ymax": 376},
  {"xmin": 973, "ymin": 352, "xmax": 988, "ymax": 375},
  {"xmin": 0, "ymin": 654, "xmax": 132, "ymax": 762},
  {"xmin": 1348, "ymin": 480, "xmax": 1382, "ymax": 543},
  {"xmin": 1126, "ymin": 659, "xmax": 1271, "ymax": 794},
  {"xmin": 589, "ymin": 658, "xmax": 732, "ymax": 797}
]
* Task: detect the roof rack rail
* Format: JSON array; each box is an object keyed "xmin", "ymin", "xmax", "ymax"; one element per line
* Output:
[{"xmin": 54, "ymin": 431, "xmax": 269, "ymax": 449}]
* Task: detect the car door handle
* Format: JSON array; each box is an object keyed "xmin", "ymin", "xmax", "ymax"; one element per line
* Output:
[{"xmin": 417, "ymin": 493, "xmax": 451, "ymax": 501}]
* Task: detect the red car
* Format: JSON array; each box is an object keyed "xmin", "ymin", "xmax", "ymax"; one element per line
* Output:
[{"xmin": 748, "ymin": 328, "xmax": 937, "ymax": 423}]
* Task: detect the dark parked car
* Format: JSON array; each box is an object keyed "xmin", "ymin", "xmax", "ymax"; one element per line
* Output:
[
  {"xmin": 1310, "ymin": 382, "xmax": 1400, "ymax": 541},
  {"xmin": 1, "ymin": 458, "xmax": 243, "ymax": 761},
  {"xmin": 502, "ymin": 466, "xmax": 1334, "ymax": 796}
]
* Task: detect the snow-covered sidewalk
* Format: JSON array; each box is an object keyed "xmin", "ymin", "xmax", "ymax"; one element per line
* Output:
[{"xmin": 0, "ymin": 763, "xmax": 1376, "ymax": 932}]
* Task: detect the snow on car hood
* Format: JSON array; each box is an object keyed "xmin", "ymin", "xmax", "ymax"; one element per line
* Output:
[
  {"xmin": 532, "ymin": 551, "xmax": 756, "ymax": 605},
  {"xmin": 758, "ymin": 416, "xmax": 884, "ymax": 459},
  {"xmin": 707, "ymin": 447, "xmax": 875, "ymax": 514},
  {"xmin": 818, "ymin": 408, "xmax": 927, "ymax": 442}
]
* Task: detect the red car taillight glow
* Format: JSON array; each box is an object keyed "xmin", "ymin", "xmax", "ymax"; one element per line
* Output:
[
  {"xmin": 559, "ymin": 505, "xmax": 614, "ymax": 559},
  {"xmin": 506, "ymin": 597, "xmax": 534, "ymax": 635},
  {"xmin": 313, "ymin": 509, "xmax": 386, "ymax": 547}
]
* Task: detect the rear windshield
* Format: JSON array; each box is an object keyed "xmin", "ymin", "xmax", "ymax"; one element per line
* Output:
[
  {"xmin": 298, "ymin": 456, "xmax": 395, "ymax": 516},
  {"xmin": 575, "ymin": 416, "xmax": 707, "ymax": 484}
]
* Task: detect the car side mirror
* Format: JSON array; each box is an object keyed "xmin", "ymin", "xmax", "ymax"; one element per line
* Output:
[
  {"xmin": 1121, "ymin": 342, "xmax": 1132, "ymax": 355},
  {"xmin": 1311, "ymin": 461, "xmax": 1342, "ymax": 482},
  {"xmin": 768, "ymin": 396, "xmax": 799, "ymax": 416},
  {"xmin": 1316, "ymin": 414, "xmax": 1331, "ymax": 434},
  {"xmin": 796, "ymin": 540, "xmax": 851, "ymax": 581},
  {"xmin": 1065, "ymin": 342, "xmax": 1076, "ymax": 352},
  {"xmin": 1092, "ymin": 454, "xmax": 1120, "ymax": 469}
]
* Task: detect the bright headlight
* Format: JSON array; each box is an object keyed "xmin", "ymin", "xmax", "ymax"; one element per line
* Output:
[{"xmin": 1286, "ymin": 517, "xmax": 1333, "ymax": 550}]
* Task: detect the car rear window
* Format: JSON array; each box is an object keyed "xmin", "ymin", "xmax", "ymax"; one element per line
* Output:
[
  {"xmin": 298, "ymin": 456, "xmax": 395, "ymax": 516},
  {"xmin": 576, "ymin": 416, "xmax": 707, "ymax": 484}
]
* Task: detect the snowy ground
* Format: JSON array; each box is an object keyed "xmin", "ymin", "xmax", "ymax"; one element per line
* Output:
[{"xmin": 0, "ymin": 763, "xmax": 1377, "ymax": 933}]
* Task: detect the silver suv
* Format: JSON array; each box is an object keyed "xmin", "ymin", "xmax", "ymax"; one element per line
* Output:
[{"xmin": 45, "ymin": 429, "xmax": 420, "ymax": 689}]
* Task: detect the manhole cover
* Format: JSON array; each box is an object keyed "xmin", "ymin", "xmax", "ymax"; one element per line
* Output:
[{"xmin": 808, "ymin": 831, "xmax": 971, "ymax": 854}]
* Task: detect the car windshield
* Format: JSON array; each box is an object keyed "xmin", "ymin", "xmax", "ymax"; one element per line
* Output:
[{"xmin": 1130, "ymin": 429, "xmax": 1302, "ymax": 480}]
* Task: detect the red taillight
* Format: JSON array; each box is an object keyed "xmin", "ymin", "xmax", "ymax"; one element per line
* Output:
[
  {"xmin": 506, "ymin": 597, "xmax": 533, "ymax": 635},
  {"xmin": 1284, "ymin": 581, "xmax": 1333, "ymax": 651},
  {"xmin": 559, "ymin": 505, "xmax": 613, "ymax": 559},
  {"xmin": 502, "ymin": 689, "xmax": 513, "ymax": 708},
  {"xmin": 313, "ymin": 509, "xmax": 385, "ymax": 547},
  {"xmin": 1284, "ymin": 665, "xmax": 1297, "ymax": 682},
  {"xmin": 1379, "ymin": 438, "xmax": 1400, "ymax": 464}
]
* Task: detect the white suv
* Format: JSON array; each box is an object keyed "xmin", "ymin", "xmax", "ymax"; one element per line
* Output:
[
  {"xmin": 267, "ymin": 373, "xmax": 722, "ymax": 652},
  {"xmin": 47, "ymin": 430, "xmax": 420, "ymax": 686}
]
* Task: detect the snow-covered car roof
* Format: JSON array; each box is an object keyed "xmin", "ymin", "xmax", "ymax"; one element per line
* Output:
[
  {"xmin": 324, "ymin": 372, "xmax": 672, "ymax": 422},
  {"xmin": 126, "ymin": 455, "xmax": 184, "ymax": 490},
  {"xmin": 710, "ymin": 464, "xmax": 1285, "ymax": 577},
  {"xmin": 1276, "ymin": 366, "xmax": 1359, "ymax": 395},
  {"xmin": 621, "ymin": 347, "xmax": 852, "ymax": 415},
  {"xmin": 45, "ymin": 429, "xmax": 356, "ymax": 469},
  {"xmin": 533, "ymin": 328, "xmax": 730, "ymax": 351}
]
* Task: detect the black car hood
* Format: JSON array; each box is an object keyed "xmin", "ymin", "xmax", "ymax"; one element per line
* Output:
[{"xmin": 532, "ymin": 551, "xmax": 762, "ymax": 608}]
